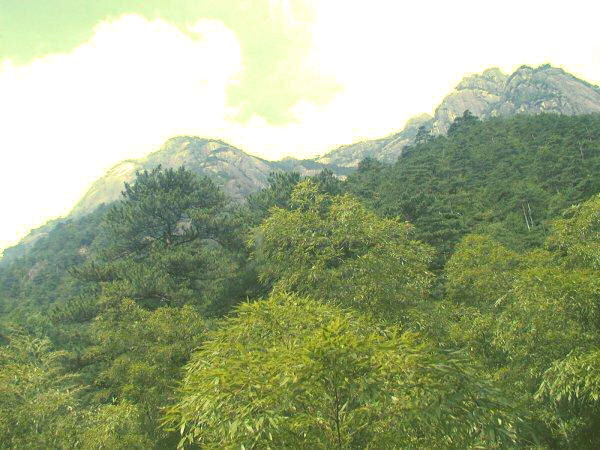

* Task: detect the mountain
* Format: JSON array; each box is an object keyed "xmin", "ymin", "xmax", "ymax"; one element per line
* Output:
[
  {"xmin": 70, "ymin": 136, "xmax": 343, "ymax": 218},
  {"xmin": 316, "ymin": 114, "xmax": 432, "ymax": 167},
  {"xmin": 32, "ymin": 64, "xmax": 600, "ymax": 220},
  {"xmin": 0, "ymin": 137, "xmax": 341, "ymax": 263},
  {"xmin": 3, "ymin": 63, "xmax": 600, "ymax": 261},
  {"xmin": 318, "ymin": 64, "xmax": 600, "ymax": 167},
  {"xmin": 71, "ymin": 137, "xmax": 271, "ymax": 217}
]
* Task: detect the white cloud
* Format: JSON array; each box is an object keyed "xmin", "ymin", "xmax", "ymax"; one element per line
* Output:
[
  {"xmin": 0, "ymin": 15, "xmax": 242, "ymax": 249},
  {"xmin": 301, "ymin": 0, "xmax": 600, "ymax": 148},
  {"xmin": 229, "ymin": 0, "xmax": 600, "ymax": 159}
]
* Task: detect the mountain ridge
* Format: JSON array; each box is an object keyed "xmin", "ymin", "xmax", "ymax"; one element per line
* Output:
[
  {"xmin": 3, "ymin": 63, "xmax": 600, "ymax": 261},
  {"xmin": 69, "ymin": 136, "xmax": 348, "ymax": 218},
  {"xmin": 74, "ymin": 63, "xmax": 600, "ymax": 218}
]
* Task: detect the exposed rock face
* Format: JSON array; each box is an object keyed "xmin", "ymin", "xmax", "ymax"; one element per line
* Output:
[
  {"xmin": 496, "ymin": 65, "xmax": 600, "ymax": 116},
  {"xmin": 431, "ymin": 68, "xmax": 507, "ymax": 135},
  {"xmin": 317, "ymin": 113, "xmax": 432, "ymax": 167},
  {"xmin": 70, "ymin": 137, "xmax": 276, "ymax": 217},
  {"xmin": 319, "ymin": 65, "xmax": 600, "ymax": 167}
]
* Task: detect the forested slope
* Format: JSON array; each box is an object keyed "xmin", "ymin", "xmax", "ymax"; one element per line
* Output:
[
  {"xmin": 346, "ymin": 113, "xmax": 600, "ymax": 267},
  {"xmin": 2, "ymin": 113, "xmax": 600, "ymax": 448}
]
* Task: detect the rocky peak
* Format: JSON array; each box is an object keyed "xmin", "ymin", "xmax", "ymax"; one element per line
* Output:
[
  {"xmin": 319, "ymin": 64, "xmax": 600, "ymax": 166},
  {"xmin": 69, "ymin": 136, "xmax": 346, "ymax": 219},
  {"xmin": 70, "ymin": 137, "xmax": 274, "ymax": 217},
  {"xmin": 455, "ymin": 67, "xmax": 507, "ymax": 94},
  {"xmin": 499, "ymin": 64, "xmax": 600, "ymax": 116},
  {"xmin": 431, "ymin": 68, "xmax": 507, "ymax": 134}
]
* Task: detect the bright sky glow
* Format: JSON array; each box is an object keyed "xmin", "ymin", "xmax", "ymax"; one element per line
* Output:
[{"xmin": 1, "ymin": 0, "xmax": 599, "ymax": 249}]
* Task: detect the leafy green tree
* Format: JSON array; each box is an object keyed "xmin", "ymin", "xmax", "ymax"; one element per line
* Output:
[
  {"xmin": 414, "ymin": 124, "xmax": 432, "ymax": 145},
  {"xmin": 345, "ymin": 157, "xmax": 386, "ymax": 210},
  {"xmin": 102, "ymin": 165, "xmax": 225, "ymax": 258},
  {"xmin": 77, "ymin": 402, "xmax": 153, "ymax": 449},
  {"xmin": 0, "ymin": 333, "xmax": 79, "ymax": 448},
  {"xmin": 72, "ymin": 166, "xmax": 242, "ymax": 312},
  {"xmin": 0, "ymin": 166, "xmax": 252, "ymax": 448},
  {"xmin": 547, "ymin": 193, "xmax": 600, "ymax": 269},
  {"xmin": 251, "ymin": 180, "xmax": 433, "ymax": 315},
  {"xmin": 537, "ymin": 349, "xmax": 600, "ymax": 407},
  {"xmin": 452, "ymin": 195, "xmax": 600, "ymax": 448},
  {"xmin": 345, "ymin": 114, "xmax": 600, "ymax": 267},
  {"xmin": 523, "ymin": 194, "xmax": 600, "ymax": 447},
  {"xmin": 445, "ymin": 234, "xmax": 521, "ymax": 306},
  {"xmin": 82, "ymin": 299, "xmax": 208, "ymax": 446},
  {"xmin": 311, "ymin": 168, "xmax": 344, "ymax": 196},
  {"xmin": 88, "ymin": 242, "xmax": 238, "ymax": 311},
  {"xmin": 246, "ymin": 171, "xmax": 301, "ymax": 223},
  {"xmin": 416, "ymin": 236, "xmax": 521, "ymax": 387},
  {"xmin": 447, "ymin": 109, "xmax": 479, "ymax": 135},
  {"xmin": 165, "ymin": 293, "xmax": 522, "ymax": 449}
]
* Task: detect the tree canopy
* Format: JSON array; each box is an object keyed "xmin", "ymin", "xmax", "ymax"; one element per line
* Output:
[
  {"xmin": 251, "ymin": 180, "xmax": 433, "ymax": 316},
  {"xmin": 166, "ymin": 293, "xmax": 522, "ymax": 449}
]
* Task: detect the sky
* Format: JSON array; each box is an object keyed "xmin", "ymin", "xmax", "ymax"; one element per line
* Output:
[{"xmin": 1, "ymin": 0, "xmax": 600, "ymax": 250}]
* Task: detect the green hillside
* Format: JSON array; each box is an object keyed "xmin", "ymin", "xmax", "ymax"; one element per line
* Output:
[
  {"xmin": 346, "ymin": 113, "xmax": 600, "ymax": 267},
  {"xmin": 2, "ymin": 113, "xmax": 600, "ymax": 448}
]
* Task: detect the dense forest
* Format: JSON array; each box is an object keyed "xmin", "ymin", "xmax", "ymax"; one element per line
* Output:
[{"xmin": 2, "ymin": 113, "xmax": 600, "ymax": 448}]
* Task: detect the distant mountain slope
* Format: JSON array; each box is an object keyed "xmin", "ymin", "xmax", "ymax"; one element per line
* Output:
[
  {"xmin": 0, "ymin": 137, "xmax": 340, "ymax": 263},
  {"xmin": 318, "ymin": 64, "xmax": 600, "ymax": 167},
  {"xmin": 316, "ymin": 114, "xmax": 432, "ymax": 167},
  {"xmin": 71, "ymin": 137, "xmax": 271, "ymax": 217},
  {"xmin": 71, "ymin": 136, "xmax": 342, "ymax": 218}
]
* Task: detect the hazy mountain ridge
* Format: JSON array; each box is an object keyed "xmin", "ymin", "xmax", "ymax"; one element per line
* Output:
[
  {"xmin": 0, "ymin": 218, "xmax": 64, "ymax": 263},
  {"xmin": 316, "ymin": 114, "xmax": 433, "ymax": 167},
  {"xmin": 3, "ymin": 64, "xmax": 600, "ymax": 262},
  {"xmin": 73, "ymin": 64, "xmax": 600, "ymax": 219},
  {"xmin": 71, "ymin": 137, "xmax": 270, "ymax": 218},
  {"xmin": 318, "ymin": 64, "xmax": 600, "ymax": 167}
]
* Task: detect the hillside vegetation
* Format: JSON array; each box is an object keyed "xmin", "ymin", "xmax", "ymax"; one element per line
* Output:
[{"xmin": 2, "ymin": 113, "xmax": 600, "ymax": 448}]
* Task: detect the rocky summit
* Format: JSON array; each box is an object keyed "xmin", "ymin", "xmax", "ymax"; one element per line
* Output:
[
  {"xmin": 70, "ymin": 137, "xmax": 343, "ymax": 218},
  {"xmin": 70, "ymin": 138, "xmax": 272, "ymax": 217},
  {"xmin": 318, "ymin": 64, "xmax": 600, "ymax": 167}
]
